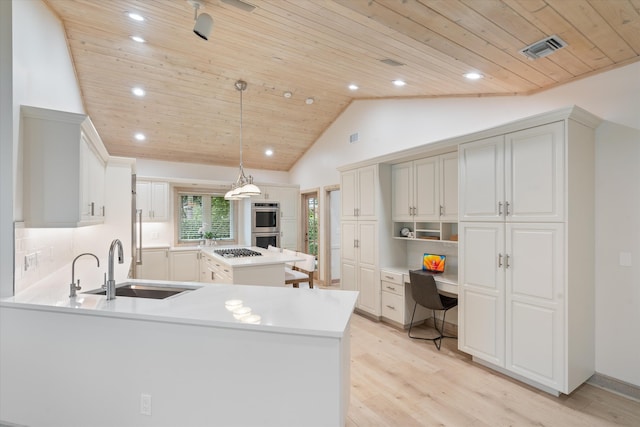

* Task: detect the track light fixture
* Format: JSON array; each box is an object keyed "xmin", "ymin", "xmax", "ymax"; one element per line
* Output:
[{"xmin": 189, "ymin": 1, "xmax": 213, "ymax": 41}]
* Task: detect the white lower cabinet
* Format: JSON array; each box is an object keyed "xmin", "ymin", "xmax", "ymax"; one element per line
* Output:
[
  {"xmin": 200, "ymin": 253, "xmax": 233, "ymax": 284},
  {"xmin": 341, "ymin": 221, "xmax": 379, "ymax": 316},
  {"xmin": 136, "ymin": 248, "xmax": 169, "ymax": 281},
  {"xmin": 459, "ymin": 222, "xmax": 565, "ymax": 391},
  {"xmin": 380, "ymin": 270, "xmax": 431, "ymax": 328},
  {"xmin": 169, "ymin": 250, "xmax": 201, "ymax": 282}
]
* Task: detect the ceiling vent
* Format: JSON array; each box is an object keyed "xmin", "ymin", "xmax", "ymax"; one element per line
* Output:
[
  {"xmin": 221, "ymin": 0, "xmax": 256, "ymax": 12},
  {"xmin": 519, "ymin": 35, "xmax": 567, "ymax": 60},
  {"xmin": 380, "ymin": 58, "xmax": 405, "ymax": 67}
]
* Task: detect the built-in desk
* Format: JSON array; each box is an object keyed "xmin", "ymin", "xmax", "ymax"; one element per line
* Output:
[{"xmin": 380, "ymin": 267, "xmax": 458, "ymax": 328}]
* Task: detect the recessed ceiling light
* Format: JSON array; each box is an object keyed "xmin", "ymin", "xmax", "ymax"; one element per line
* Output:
[
  {"xmin": 283, "ymin": 91, "xmax": 292, "ymax": 98},
  {"xmin": 131, "ymin": 87, "xmax": 145, "ymax": 97},
  {"xmin": 392, "ymin": 79, "xmax": 406, "ymax": 87},
  {"xmin": 130, "ymin": 35, "xmax": 146, "ymax": 43},
  {"xmin": 464, "ymin": 72, "xmax": 484, "ymax": 80},
  {"xmin": 348, "ymin": 84, "xmax": 359, "ymax": 91},
  {"xmin": 126, "ymin": 12, "xmax": 145, "ymax": 22},
  {"xmin": 134, "ymin": 133, "xmax": 146, "ymax": 141},
  {"xmin": 265, "ymin": 149, "xmax": 274, "ymax": 156},
  {"xmin": 305, "ymin": 97, "xmax": 314, "ymax": 105}
]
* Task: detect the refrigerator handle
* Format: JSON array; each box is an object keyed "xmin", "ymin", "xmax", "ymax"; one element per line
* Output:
[{"xmin": 136, "ymin": 209, "xmax": 143, "ymax": 265}]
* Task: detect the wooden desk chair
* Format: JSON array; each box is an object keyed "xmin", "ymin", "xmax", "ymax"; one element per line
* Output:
[{"xmin": 284, "ymin": 250, "xmax": 315, "ymax": 289}]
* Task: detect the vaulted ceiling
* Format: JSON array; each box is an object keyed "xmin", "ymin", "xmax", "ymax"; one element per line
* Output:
[{"xmin": 44, "ymin": 0, "xmax": 640, "ymax": 171}]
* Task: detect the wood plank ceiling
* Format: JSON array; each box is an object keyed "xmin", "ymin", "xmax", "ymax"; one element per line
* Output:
[{"xmin": 43, "ymin": 0, "xmax": 640, "ymax": 172}]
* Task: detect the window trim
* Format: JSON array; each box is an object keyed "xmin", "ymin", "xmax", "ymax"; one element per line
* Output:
[{"xmin": 173, "ymin": 187, "xmax": 238, "ymax": 246}]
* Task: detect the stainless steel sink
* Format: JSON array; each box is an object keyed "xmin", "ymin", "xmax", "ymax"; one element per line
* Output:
[{"xmin": 84, "ymin": 282, "xmax": 199, "ymax": 299}]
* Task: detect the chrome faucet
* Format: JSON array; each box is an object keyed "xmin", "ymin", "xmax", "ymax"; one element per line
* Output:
[
  {"xmin": 70, "ymin": 253, "xmax": 100, "ymax": 298},
  {"xmin": 105, "ymin": 239, "xmax": 124, "ymax": 300}
]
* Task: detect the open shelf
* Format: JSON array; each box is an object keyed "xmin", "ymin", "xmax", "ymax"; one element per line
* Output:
[{"xmin": 392, "ymin": 221, "xmax": 458, "ymax": 243}]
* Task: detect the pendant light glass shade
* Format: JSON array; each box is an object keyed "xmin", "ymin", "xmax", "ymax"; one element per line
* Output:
[{"xmin": 225, "ymin": 80, "xmax": 261, "ymax": 200}]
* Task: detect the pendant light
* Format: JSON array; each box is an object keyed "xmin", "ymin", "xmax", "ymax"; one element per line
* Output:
[{"xmin": 225, "ymin": 80, "xmax": 261, "ymax": 200}]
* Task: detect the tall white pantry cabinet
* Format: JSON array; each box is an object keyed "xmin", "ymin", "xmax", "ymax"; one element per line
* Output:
[
  {"xmin": 340, "ymin": 164, "xmax": 397, "ymax": 317},
  {"xmin": 458, "ymin": 108, "xmax": 601, "ymax": 395}
]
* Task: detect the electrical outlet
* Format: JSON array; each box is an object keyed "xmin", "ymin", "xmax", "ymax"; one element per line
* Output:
[
  {"xmin": 140, "ymin": 393, "xmax": 151, "ymax": 416},
  {"xmin": 24, "ymin": 253, "xmax": 38, "ymax": 272}
]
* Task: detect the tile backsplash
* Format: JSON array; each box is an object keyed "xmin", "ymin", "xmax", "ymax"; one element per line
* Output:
[{"xmin": 14, "ymin": 225, "xmax": 74, "ymax": 294}]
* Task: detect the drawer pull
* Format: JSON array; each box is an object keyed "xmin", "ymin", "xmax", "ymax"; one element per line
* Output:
[
  {"xmin": 385, "ymin": 275, "xmax": 394, "ymax": 280},
  {"xmin": 386, "ymin": 285, "xmax": 396, "ymax": 291},
  {"xmin": 385, "ymin": 305, "xmax": 395, "ymax": 310}
]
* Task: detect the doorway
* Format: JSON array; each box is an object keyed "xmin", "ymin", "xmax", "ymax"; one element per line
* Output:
[
  {"xmin": 324, "ymin": 186, "xmax": 341, "ymax": 288},
  {"xmin": 302, "ymin": 190, "xmax": 319, "ymax": 282}
]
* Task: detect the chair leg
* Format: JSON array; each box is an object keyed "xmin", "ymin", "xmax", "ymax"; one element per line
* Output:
[
  {"xmin": 408, "ymin": 302, "xmax": 418, "ymax": 339},
  {"xmin": 408, "ymin": 304, "xmax": 446, "ymax": 351}
]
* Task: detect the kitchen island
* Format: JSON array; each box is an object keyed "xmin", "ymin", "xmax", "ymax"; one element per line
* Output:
[
  {"xmin": 143, "ymin": 245, "xmax": 302, "ymax": 286},
  {"xmin": 0, "ymin": 279, "xmax": 358, "ymax": 427},
  {"xmin": 199, "ymin": 245, "xmax": 301, "ymax": 286}
]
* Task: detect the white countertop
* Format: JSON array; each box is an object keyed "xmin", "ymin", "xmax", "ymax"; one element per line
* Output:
[
  {"xmin": 1, "ymin": 279, "xmax": 358, "ymax": 338},
  {"xmin": 200, "ymin": 246, "xmax": 302, "ymax": 268}
]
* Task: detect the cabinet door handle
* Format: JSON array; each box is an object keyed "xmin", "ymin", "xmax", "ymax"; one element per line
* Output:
[
  {"xmin": 440, "ymin": 205, "xmax": 444, "ymax": 216},
  {"xmin": 505, "ymin": 254, "xmax": 510, "ymax": 268},
  {"xmin": 498, "ymin": 202, "xmax": 503, "ymax": 216},
  {"xmin": 498, "ymin": 253, "xmax": 503, "ymax": 268},
  {"xmin": 90, "ymin": 202, "xmax": 95, "ymax": 216},
  {"xmin": 505, "ymin": 201, "xmax": 511, "ymax": 216},
  {"xmin": 211, "ymin": 271, "xmax": 215, "ymax": 280}
]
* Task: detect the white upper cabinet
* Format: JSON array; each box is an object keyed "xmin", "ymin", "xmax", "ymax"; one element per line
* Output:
[
  {"xmin": 392, "ymin": 157, "xmax": 438, "ymax": 221},
  {"xmin": 341, "ymin": 165, "xmax": 377, "ymax": 221},
  {"xmin": 137, "ymin": 180, "xmax": 169, "ymax": 222},
  {"xmin": 392, "ymin": 153, "xmax": 457, "ymax": 222},
  {"xmin": 21, "ymin": 106, "xmax": 108, "ymax": 227},
  {"xmin": 439, "ymin": 152, "xmax": 458, "ymax": 221},
  {"xmin": 259, "ymin": 186, "xmax": 299, "ymax": 220},
  {"xmin": 459, "ymin": 135, "xmax": 505, "ymax": 221},
  {"xmin": 459, "ymin": 122, "xmax": 564, "ymax": 222},
  {"xmin": 506, "ymin": 122, "xmax": 564, "ymax": 222}
]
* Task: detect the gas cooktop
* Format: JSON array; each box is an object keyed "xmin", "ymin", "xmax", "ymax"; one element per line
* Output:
[{"xmin": 214, "ymin": 248, "xmax": 263, "ymax": 258}]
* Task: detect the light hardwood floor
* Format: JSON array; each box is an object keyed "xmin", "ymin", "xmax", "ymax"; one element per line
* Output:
[{"xmin": 347, "ymin": 314, "xmax": 640, "ymax": 427}]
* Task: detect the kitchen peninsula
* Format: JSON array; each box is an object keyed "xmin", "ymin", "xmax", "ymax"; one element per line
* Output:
[{"xmin": 0, "ymin": 278, "xmax": 358, "ymax": 427}]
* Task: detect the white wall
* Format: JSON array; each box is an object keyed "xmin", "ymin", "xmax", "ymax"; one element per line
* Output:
[
  {"xmin": 136, "ymin": 158, "xmax": 290, "ymax": 184},
  {"xmin": 594, "ymin": 122, "xmax": 640, "ymax": 387},
  {"xmin": 9, "ymin": 0, "xmax": 132, "ymax": 295},
  {"xmin": 291, "ymin": 63, "xmax": 640, "ymax": 388},
  {"xmin": 291, "ymin": 63, "xmax": 640, "ymax": 190},
  {"xmin": 0, "ymin": 0, "xmax": 14, "ymax": 298}
]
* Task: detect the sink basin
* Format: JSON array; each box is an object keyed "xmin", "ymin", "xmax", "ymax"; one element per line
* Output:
[{"xmin": 84, "ymin": 282, "xmax": 199, "ymax": 300}]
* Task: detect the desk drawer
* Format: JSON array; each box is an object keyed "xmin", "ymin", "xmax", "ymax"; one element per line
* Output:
[
  {"xmin": 380, "ymin": 270, "xmax": 403, "ymax": 285},
  {"xmin": 381, "ymin": 280, "xmax": 404, "ymax": 296},
  {"xmin": 381, "ymin": 291, "xmax": 404, "ymax": 324}
]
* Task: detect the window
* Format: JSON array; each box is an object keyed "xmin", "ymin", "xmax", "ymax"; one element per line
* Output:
[{"xmin": 178, "ymin": 192, "xmax": 234, "ymax": 243}]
